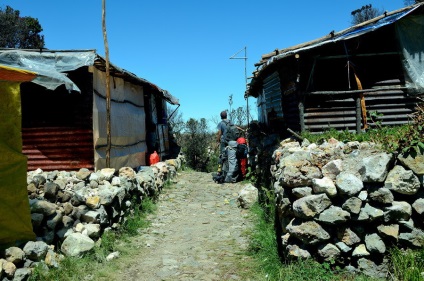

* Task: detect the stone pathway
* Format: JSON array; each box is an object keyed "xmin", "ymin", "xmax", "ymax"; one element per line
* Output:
[{"xmin": 108, "ymin": 170, "xmax": 255, "ymax": 281}]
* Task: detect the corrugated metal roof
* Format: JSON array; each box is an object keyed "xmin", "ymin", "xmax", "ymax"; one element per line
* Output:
[
  {"xmin": 93, "ymin": 55, "xmax": 179, "ymax": 105},
  {"xmin": 0, "ymin": 48, "xmax": 179, "ymax": 105},
  {"xmin": 250, "ymin": 3, "xmax": 423, "ymax": 82}
]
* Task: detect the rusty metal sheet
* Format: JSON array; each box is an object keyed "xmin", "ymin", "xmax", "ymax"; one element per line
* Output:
[{"xmin": 22, "ymin": 127, "xmax": 94, "ymax": 171}]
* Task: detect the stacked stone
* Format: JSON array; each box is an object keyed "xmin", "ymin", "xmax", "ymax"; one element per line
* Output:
[
  {"xmin": 272, "ymin": 138, "xmax": 423, "ymax": 278},
  {"xmin": 0, "ymin": 157, "xmax": 183, "ymax": 280}
]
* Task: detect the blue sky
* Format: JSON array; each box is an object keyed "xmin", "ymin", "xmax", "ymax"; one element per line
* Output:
[{"xmin": 1, "ymin": 0, "xmax": 407, "ymax": 128}]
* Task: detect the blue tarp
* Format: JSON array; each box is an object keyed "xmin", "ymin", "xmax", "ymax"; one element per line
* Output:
[
  {"xmin": 333, "ymin": 6, "xmax": 419, "ymax": 42},
  {"xmin": 263, "ymin": 4, "xmax": 421, "ymax": 67}
]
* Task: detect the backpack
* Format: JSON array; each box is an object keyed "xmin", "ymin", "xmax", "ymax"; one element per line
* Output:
[
  {"xmin": 223, "ymin": 121, "xmax": 239, "ymax": 143},
  {"xmin": 236, "ymin": 143, "xmax": 248, "ymax": 159}
]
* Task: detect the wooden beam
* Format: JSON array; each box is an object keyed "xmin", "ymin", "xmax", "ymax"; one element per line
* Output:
[{"xmin": 306, "ymin": 87, "xmax": 408, "ymax": 95}]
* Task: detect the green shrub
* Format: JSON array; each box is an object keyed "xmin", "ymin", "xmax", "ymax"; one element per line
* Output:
[{"xmin": 180, "ymin": 118, "xmax": 214, "ymax": 171}]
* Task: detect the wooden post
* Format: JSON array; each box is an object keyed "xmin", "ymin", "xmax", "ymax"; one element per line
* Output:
[
  {"xmin": 299, "ymin": 92, "xmax": 305, "ymax": 133},
  {"xmin": 355, "ymin": 95, "xmax": 361, "ymax": 134},
  {"xmin": 102, "ymin": 0, "xmax": 111, "ymax": 168},
  {"xmin": 287, "ymin": 128, "xmax": 304, "ymax": 141}
]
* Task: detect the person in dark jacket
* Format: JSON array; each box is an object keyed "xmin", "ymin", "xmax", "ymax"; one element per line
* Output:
[{"xmin": 216, "ymin": 110, "xmax": 229, "ymax": 156}]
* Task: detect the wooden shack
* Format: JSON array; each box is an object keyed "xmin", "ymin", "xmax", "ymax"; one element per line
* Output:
[
  {"xmin": 0, "ymin": 49, "xmax": 179, "ymax": 171},
  {"xmin": 247, "ymin": 3, "xmax": 424, "ymax": 134}
]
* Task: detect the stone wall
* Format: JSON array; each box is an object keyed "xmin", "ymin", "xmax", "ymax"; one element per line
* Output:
[
  {"xmin": 272, "ymin": 138, "xmax": 424, "ymax": 278},
  {"xmin": 0, "ymin": 157, "xmax": 183, "ymax": 280}
]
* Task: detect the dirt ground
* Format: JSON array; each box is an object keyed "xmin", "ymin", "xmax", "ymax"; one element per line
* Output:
[{"xmin": 103, "ymin": 170, "xmax": 256, "ymax": 281}]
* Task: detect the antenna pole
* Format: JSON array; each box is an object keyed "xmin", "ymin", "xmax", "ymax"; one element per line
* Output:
[
  {"xmin": 245, "ymin": 47, "xmax": 249, "ymax": 127},
  {"xmin": 229, "ymin": 46, "xmax": 249, "ymax": 128}
]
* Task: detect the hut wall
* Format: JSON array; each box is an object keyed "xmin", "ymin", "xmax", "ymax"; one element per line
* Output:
[
  {"xmin": 92, "ymin": 68, "xmax": 146, "ymax": 170},
  {"xmin": 263, "ymin": 71, "xmax": 283, "ymax": 121},
  {"xmin": 300, "ymin": 24, "xmax": 419, "ymax": 133},
  {"xmin": 21, "ymin": 67, "xmax": 94, "ymax": 171}
]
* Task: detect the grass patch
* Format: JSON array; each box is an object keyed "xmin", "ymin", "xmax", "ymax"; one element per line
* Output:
[
  {"xmin": 247, "ymin": 202, "xmax": 283, "ymax": 280},
  {"xmin": 30, "ymin": 254, "xmax": 107, "ymax": 281},
  {"xmin": 390, "ymin": 247, "xmax": 424, "ymax": 281},
  {"xmin": 245, "ymin": 200, "xmax": 376, "ymax": 281},
  {"xmin": 163, "ymin": 178, "xmax": 173, "ymax": 189},
  {"xmin": 180, "ymin": 162, "xmax": 194, "ymax": 172},
  {"xmin": 279, "ymin": 259, "xmax": 377, "ymax": 281},
  {"xmin": 28, "ymin": 198, "xmax": 157, "ymax": 281},
  {"xmin": 301, "ymin": 122, "xmax": 421, "ymax": 155},
  {"xmin": 122, "ymin": 198, "xmax": 156, "ymax": 236}
]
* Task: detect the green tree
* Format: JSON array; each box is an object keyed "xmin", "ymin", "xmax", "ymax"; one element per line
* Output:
[
  {"xmin": 351, "ymin": 4, "xmax": 383, "ymax": 25},
  {"xmin": 211, "ymin": 106, "xmax": 253, "ymax": 128},
  {"xmin": 167, "ymin": 105, "xmax": 184, "ymax": 145},
  {"xmin": 180, "ymin": 118, "xmax": 213, "ymax": 171},
  {"xmin": 0, "ymin": 5, "xmax": 45, "ymax": 48},
  {"xmin": 228, "ymin": 106, "xmax": 254, "ymax": 128}
]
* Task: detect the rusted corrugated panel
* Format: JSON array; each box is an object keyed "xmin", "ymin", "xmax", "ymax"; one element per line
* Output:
[
  {"xmin": 22, "ymin": 127, "xmax": 94, "ymax": 171},
  {"xmin": 303, "ymin": 79, "xmax": 419, "ymax": 133},
  {"xmin": 303, "ymin": 95, "xmax": 355, "ymax": 132}
]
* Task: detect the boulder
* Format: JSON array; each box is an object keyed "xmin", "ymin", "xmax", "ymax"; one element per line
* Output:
[
  {"xmin": 384, "ymin": 201, "xmax": 412, "ymax": 223},
  {"xmin": 61, "ymin": 233, "xmax": 95, "ymax": 257},
  {"xmin": 292, "ymin": 193, "xmax": 332, "ymax": 219},
  {"xmin": 312, "ymin": 177, "xmax": 337, "ymax": 197},
  {"xmin": 317, "ymin": 206, "xmax": 350, "ymax": 225},
  {"xmin": 385, "ymin": 165, "xmax": 421, "ymax": 195},
  {"xmin": 237, "ymin": 184, "xmax": 258, "ymax": 209},
  {"xmin": 23, "ymin": 241, "xmax": 49, "ymax": 261},
  {"xmin": 286, "ymin": 244, "xmax": 311, "ymax": 259},
  {"xmin": 4, "ymin": 247, "xmax": 25, "ymax": 265},
  {"xmin": 337, "ymin": 227, "xmax": 361, "ymax": 246},
  {"xmin": 342, "ymin": 197, "xmax": 362, "ymax": 214},
  {"xmin": 362, "ymin": 152, "xmax": 393, "ymax": 182},
  {"xmin": 318, "ymin": 243, "xmax": 340, "ymax": 262},
  {"xmin": 365, "ymin": 233, "xmax": 386, "ymax": 254},
  {"xmin": 336, "ymin": 173, "xmax": 363, "ymax": 196},
  {"xmin": 286, "ymin": 219, "xmax": 330, "ymax": 245}
]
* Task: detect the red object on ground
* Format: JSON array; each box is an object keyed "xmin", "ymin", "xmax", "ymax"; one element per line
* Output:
[
  {"xmin": 240, "ymin": 158, "xmax": 247, "ymax": 177},
  {"xmin": 149, "ymin": 151, "xmax": 159, "ymax": 165}
]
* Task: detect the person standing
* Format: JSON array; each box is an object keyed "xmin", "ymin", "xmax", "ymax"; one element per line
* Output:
[
  {"xmin": 224, "ymin": 140, "xmax": 239, "ymax": 183},
  {"xmin": 216, "ymin": 110, "xmax": 229, "ymax": 177},
  {"xmin": 214, "ymin": 110, "xmax": 242, "ymax": 183},
  {"xmin": 216, "ymin": 110, "xmax": 229, "ymax": 156}
]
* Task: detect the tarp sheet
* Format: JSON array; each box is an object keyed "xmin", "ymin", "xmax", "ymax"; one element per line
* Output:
[
  {"xmin": 333, "ymin": 8, "xmax": 417, "ymax": 42},
  {"xmin": 396, "ymin": 14, "xmax": 424, "ymax": 92},
  {"xmin": 93, "ymin": 69, "xmax": 147, "ymax": 170},
  {"xmin": 264, "ymin": 5, "xmax": 420, "ymax": 67},
  {"xmin": 0, "ymin": 80, "xmax": 35, "ymax": 246},
  {"xmin": 0, "ymin": 50, "xmax": 179, "ymax": 105},
  {"xmin": 0, "ymin": 50, "xmax": 96, "ymax": 92}
]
